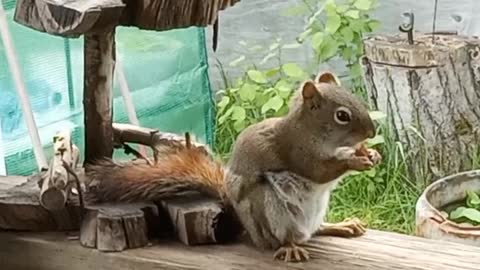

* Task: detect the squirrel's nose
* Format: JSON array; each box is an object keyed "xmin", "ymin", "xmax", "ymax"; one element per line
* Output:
[{"xmin": 366, "ymin": 129, "xmax": 375, "ymax": 139}]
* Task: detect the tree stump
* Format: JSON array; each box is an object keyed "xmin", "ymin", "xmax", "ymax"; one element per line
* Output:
[
  {"xmin": 362, "ymin": 34, "xmax": 480, "ymax": 182},
  {"xmin": 79, "ymin": 203, "xmax": 160, "ymax": 252}
]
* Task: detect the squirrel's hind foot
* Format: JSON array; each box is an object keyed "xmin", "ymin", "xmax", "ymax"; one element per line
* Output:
[
  {"xmin": 273, "ymin": 243, "xmax": 310, "ymax": 263},
  {"xmin": 315, "ymin": 217, "xmax": 366, "ymax": 237}
]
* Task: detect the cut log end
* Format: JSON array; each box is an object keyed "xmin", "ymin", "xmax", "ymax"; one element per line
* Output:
[
  {"xmin": 40, "ymin": 187, "xmax": 67, "ymax": 211},
  {"xmin": 80, "ymin": 203, "xmax": 159, "ymax": 252}
]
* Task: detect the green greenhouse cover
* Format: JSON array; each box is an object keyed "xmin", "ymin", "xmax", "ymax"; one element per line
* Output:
[{"xmin": 0, "ymin": 1, "xmax": 216, "ymax": 175}]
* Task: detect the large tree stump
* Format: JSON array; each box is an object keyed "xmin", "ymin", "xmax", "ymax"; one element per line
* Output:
[
  {"xmin": 83, "ymin": 30, "xmax": 116, "ymax": 166},
  {"xmin": 362, "ymin": 34, "xmax": 480, "ymax": 182},
  {"xmin": 79, "ymin": 203, "xmax": 160, "ymax": 252}
]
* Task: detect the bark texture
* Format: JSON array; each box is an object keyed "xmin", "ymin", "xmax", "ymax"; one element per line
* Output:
[
  {"xmin": 362, "ymin": 34, "xmax": 480, "ymax": 181},
  {"xmin": 83, "ymin": 31, "xmax": 116, "ymax": 165}
]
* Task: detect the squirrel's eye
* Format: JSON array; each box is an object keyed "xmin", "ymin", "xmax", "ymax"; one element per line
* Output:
[{"xmin": 334, "ymin": 107, "xmax": 351, "ymax": 125}]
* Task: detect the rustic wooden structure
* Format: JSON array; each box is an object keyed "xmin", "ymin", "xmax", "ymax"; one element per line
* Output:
[
  {"xmin": 80, "ymin": 202, "xmax": 160, "ymax": 252},
  {"xmin": 5, "ymin": 0, "xmax": 241, "ymax": 251},
  {"xmin": 361, "ymin": 33, "xmax": 480, "ymax": 181},
  {"xmin": 39, "ymin": 130, "xmax": 80, "ymax": 211},
  {"xmin": 1, "ymin": 229, "xmax": 479, "ymax": 270},
  {"xmin": 13, "ymin": 0, "xmax": 241, "ymax": 165}
]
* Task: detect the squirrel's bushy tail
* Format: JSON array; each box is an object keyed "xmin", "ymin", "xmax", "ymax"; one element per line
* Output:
[{"xmin": 85, "ymin": 147, "xmax": 226, "ymax": 204}]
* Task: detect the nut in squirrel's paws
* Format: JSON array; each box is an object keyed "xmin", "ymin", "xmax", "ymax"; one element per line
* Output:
[
  {"xmin": 349, "ymin": 143, "xmax": 381, "ymax": 170},
  {"xmin": 273, "ymin": 243, "xmax": 310, "ymax": 263}
]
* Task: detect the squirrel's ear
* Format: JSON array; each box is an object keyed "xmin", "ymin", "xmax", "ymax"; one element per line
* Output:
[
  {"xmin": 315, "ymin": 71, "xmax": 341, "ymax": 86},
  {"xmin": 301, "ymin": 80, "xmax": 320, "ymax": 100}
]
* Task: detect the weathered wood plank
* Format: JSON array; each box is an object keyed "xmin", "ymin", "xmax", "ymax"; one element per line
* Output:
[
  {"xmin": 0, "ymin": 230, "xmax": 478, "ymax": 270},
  {"xmin": 13, "ymin": 0, "xmax": 241, "ymax": 37}
]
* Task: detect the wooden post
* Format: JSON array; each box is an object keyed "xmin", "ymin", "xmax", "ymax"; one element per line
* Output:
[
  {"xmin": 361, "ymin": 34, "xmax": 480, "ymax": 182},
  {"xmin": 83, "ymin": 30, "xmax": 116, "ymax": 166},
  {"xmin": 39, "ymin": 130, "xmax": 80, "ymax": 210}
]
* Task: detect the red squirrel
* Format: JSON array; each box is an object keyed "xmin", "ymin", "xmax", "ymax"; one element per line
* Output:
[{"xmin": 85, "ymin": 71, "xmax": 381, "ymax": 263}]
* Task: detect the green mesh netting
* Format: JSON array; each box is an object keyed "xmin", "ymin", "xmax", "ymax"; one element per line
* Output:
[{"xmin": 0, "ymin": 1, "xmax": 216, "ymax": 176}]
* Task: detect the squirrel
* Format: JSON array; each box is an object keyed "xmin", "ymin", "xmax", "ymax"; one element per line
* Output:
[{"xmin": 85, "ymin": 71, "xmax": 381, "ymax": 263}]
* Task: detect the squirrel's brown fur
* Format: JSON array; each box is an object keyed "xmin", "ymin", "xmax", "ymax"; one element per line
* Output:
[{"xmin": 85, "ymin": 145, "xmax": 226, "ymax": 204}]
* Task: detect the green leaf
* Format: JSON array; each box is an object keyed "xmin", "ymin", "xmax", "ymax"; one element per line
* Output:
[
  {"xmin": 369, "ymin": 110, "xmax": 387, "ymax": 121},
  {"xmin": 231, "ymin": 106, "xmax": 246, "ymax": 121},
  {"xmin": 450, "ymin": 207, "xmax": 480, "ymax": 223},
  {"xmin": 319, "ymin": 36, "xmax": 338, "ymax": 61},
  {"xmin": 354, "ymin": 0, "xmax": 372, "ymax": 10},
  {"xmin": 233, "ymin": 119, "xmax": 246, "ymax": 132},
  {"xmin": 368, "ymin": 19, "xmax": 382, "ymax": 31},
  {"xmin": 261, "ymin": 96, "xmax": 284, "ymax": 114},
  {"xmin": 345, "ymin": 10, "xmax": 360, "ymax": 19},
  {"xmin": 247, "ymin": 70, "xmax": 268, "ymax": 84},
  {"xmin": 228, "ymin": 55, "xmax": 246, "ymax": 67},
  {"xmin": 275, "ymin": 79, "xmax": 292, "ymax": 93},
  {"xmin": 467, "ymin": 191, "xmax": 480, "ymax": 208},
  {"xmin": 341, "ymin": 47, "xmax": 354, "ymax": 61},
  {"xmin": 239, "ymin": 84, "xmax": 257, "ymax": 101},
  {"xmin": 367, "ymin": 135, "xmax": 384, "ymax": 147},
  {"xmin": 340, "ymin": 27, "xmax": 354, "ymax": 43},
  {"xmin": 218, "ymin": 107, "xmax": 233, "ymax": 124},
  {"xmin": 282, "ymin": 63, "xmax": 307, "ymax": 80},
  {"xmin": 336, "ymin": 5, "xmax": 350, "ymax": 13},
  {"xmin": 311, "ymin": 32, "xmax": 324, "ymax": 50},
  {"xmin": 274, "ymin": 105, "xmax": 290, "ymax": 117},
  {"xmin": 326, "ymin": 14, "xmax": 342, "ymax": 34},
  {"xmin": 265, "ymin": 68, "xmax": 280, "ymax": 78},
  {"xmin": 217, "ymin": 96, "xmax": 230, "ymax": 109}
]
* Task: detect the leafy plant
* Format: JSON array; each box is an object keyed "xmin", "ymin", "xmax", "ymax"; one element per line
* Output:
[
  {"xmin": 286, "ymin": 0, "xmax": 381, "ymax": 92},
  {"xmin": 214, "ymin": 41, "xmax": 309, "ymax": 156},
  {"xmin": 448, "ymin": 191, "xmax": 480, "ymax": 225}
]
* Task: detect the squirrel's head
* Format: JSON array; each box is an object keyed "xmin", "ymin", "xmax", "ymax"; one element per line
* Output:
[{"xmin": 290, "ymin": 71, "xmax": 376, "ymax": 147}]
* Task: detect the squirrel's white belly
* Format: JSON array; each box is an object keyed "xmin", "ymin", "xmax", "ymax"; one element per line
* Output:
[{"xmin": 301, "ymin": 177, "xmax": 343, "ymax": 234}]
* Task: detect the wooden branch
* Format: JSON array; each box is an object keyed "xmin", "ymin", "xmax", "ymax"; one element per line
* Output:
[
  {"xmin": 0, "ymin": 176, "xmax": 80, "ymax": 231},
  {"xmin": 161, "ymin": 196, "xmax": 236, "ymax": 246},
  {"xmin": 112, "ymin": 123, "xmax": 211, "ymax": 162},
  {"xmin": 39, "ymin": 130, "xmax": 80, "ymax": 211},
  {"xmin": 83, "ymin": 30, "xmax": 115, "ymax": 166},
  {"xmin": 79, "ymin": 203, "xmax": 159, "ymax": 252},
  {"xmin": 1, "ymin": 230, "xmax": 479, "ymax": 270}
]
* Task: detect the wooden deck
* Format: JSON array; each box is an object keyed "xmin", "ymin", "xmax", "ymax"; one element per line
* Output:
[{"xmin": 1, "ymin": 229, "xmax": 479, "ymax": 270}]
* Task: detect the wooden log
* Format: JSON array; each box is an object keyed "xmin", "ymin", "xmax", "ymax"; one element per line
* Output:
[
  {"xmin": 0, "ymin": 175, "xmax": 80, "ymax": 231},
  {"xmin": 112, "ymin": 123, "xmax": 211, "ymax": 161},
  {"xmin": 1, "ymin": 229, "xmax": 479, "ymax": 270},
  {"xmin": 39, "ymin": 130, "xmax": 80, "ymax": 211},
  {"xmin": 79, "ymin": 203, "xmax": 159, "ymax": 252},
  {"xmin": 361, "ymin": 33, "xmax": 480, "ymax": 181},
  {"xmin": 161, "ymin": 196, "xmax": 233, "ymax": 246},
  {"xmin": 83, "ymin": 30, "xmax": 116, "ymax": 166}
]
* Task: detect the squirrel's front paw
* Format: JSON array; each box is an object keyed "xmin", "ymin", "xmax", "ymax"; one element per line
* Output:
[
  {"xmin": 347, "ymin": 156, "xmax": 373, "ymax": 171},
  {"xmin": 315, "ymin": 217, "xmax": 367, "ymax": 238}
]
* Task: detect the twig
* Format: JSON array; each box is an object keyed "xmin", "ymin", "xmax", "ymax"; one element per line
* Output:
[
  {"xmin": 122, "ymin": 143, "xmax": 153, "ymax": 166},
  {"xmin": 62, "ymin": 160, "xmax": 84, "ymax": 221},
  {"xmin": 432, "ymin": 0, "xmax": 439, "ymax": 43}
]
